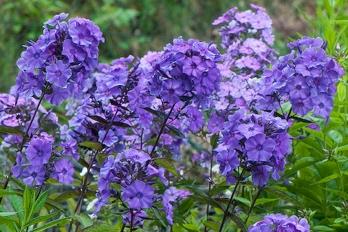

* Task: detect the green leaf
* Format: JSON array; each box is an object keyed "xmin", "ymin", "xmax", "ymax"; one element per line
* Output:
[
  {"xmin": 32, "ymin": 217, "xmax": 70, "ymax": 232},
  {"xmin": 337, "ymin": 82, "xmax": 346, "ymax": 101},
  {"xmin": 33, "ymin": 191, "xmax": 48, "ymax": 214},
  {"xmin": 23, "ymin": 186, "xmax": 35, "ymax": 224},
  {"xmin": 85, "ymin": 223, "xmax": 119, "ymax": 232},
  {"xmin": 0, "ymin": 125, "xmax": 23, "ymax": 135},
  {"xmin": 327, "ymin": 130, "xmax": 343, "ymax": 144},
  {"xmin": 203, "ymin": 221, "xmax": 219, "ymax": 231},
  {"xmin": 151, "ymin": 207, "xmax": 167, "ymax": 227},
  {"xmin": 27, "ymin": 212, "xmax": 59, "ymax": 227},
  {"xmin": 166, "ymin": 125, "xmax": 185, "ymax": 138},
  {"xmin": 0, "ymin": 189, "xmax": 21, "ymax": 197},
  {"xmin": 154, "ymin": 158, "xmax": 179, "ymax": 176},
  {"xmin": 79, "ymin": 141, "xmax": 103, "ymax": 151},
  {"xmin": 285, "ymin": 157, "xmax": 323, "ymax": 177},
  {"xmin": 112, "ymin": 121, "xmax": 132, "ymax": 128},
  {"xmin": 335, "ymin": 144, "xmax": 348, "ymax": 152},
  {"xmin": 143, "ymin": 107, "xmax": 166, "ymax": 118},
  {"xmin": 75, "ymin": 214, "xmax": 93, "ymax": 229},
  {"xmin": 53, "ymin": 190, "xmax": 79, "ymax": 202},
  {"xmin": 0, "ymin": 211, "xmax": 17, "ymax": 217},
  {"xmin": 312, "ymin": 173, "xmax": 339, "ymax": 185},
  {"xmin": 254, "ymin": 198, "xmax": 279, "ymax": 206},
  {"xmin": 8, "ymin": 194, "xmax": 23, "ymax": 224},
  {"xmin": 234, "ymin": 197, "xmax": 251, "ymax": 207},
  {"xmin": 312, "ymin": 225, "xmax": 335, "ymax": 231},
  {"xmin": 210, "ymin": 133, "xmax": 219, "ymax": 149},
  {"xmin": 182, "ymin": 223, "xmax": 200, "ymax": 232}
]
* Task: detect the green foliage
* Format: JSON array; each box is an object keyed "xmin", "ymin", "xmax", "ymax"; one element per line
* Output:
[{"xmin": 0, "ymin": 186, "xmax": 69, "ymax": 231}]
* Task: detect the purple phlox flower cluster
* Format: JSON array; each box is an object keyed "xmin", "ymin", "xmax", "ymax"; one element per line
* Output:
[
  {"xmin": 12, "ymin": 131, "xmax": 75, "ymax": 186},
  {"xmin": 94, "ymin": 55, "xmax": 135, "ymax": 103},
  {"xmin": 0, "ymin": 93, "xmax": 58, "ymax": 146},
  {"xmin": 12, "ymin": 133, "xmax": 51, "ymax": 186},
  {"xmin": 217, "ymin": 109, "xmax": 291, "ymax": 186},
  {"xmin": 213, "ymin": 4, "xmax": 275, "ymax": 70},
  {"xmin": 94, "ymin": 148, "xmax": 167, "ymax": 215},
  {"xmin": 162, "ymin": 187, "xmax": 191, "ymax": 225},
  {"xmin": 143, "ymin": 37, "xmax": 221, "ymax": 107},
  {"xmin": 15, "ymin": 13, "xmax": 104, "ymax": 105},
  {"xmin": 212, "ymin": 4, "xmax": 275, "ymax": 110},
  {"xmin": 248, "ymin": 213, "xmax": 310, "ymax": 232},
  {"xmin": 257, "ymin": 37, "xmax": 344, "ymax": 118},
  {"xmin": 214, "ymin": 73, "xmax": 260, "ymax": 111}
]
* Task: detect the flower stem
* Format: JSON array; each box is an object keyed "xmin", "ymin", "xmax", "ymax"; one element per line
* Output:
[
  {"xmin": 286, "ymin": 107, "xmax": 292, "ymax": 120},
  {"xmin": 130, "ymin": 210, "xmax": 134, "ymax": 232},
  {"xmin": 149, "ymin": 104, "xmax": 175, "ymax": 157},
  {"xmin": 218, "ymin": 170, "xmax": 244, "ymax": 232},
  {"xmin": 244, "ymin": 187, "xmax": 263, "ymax": 224},
  {"xmin": 204, "ymin": 150, "xmax": 214, "ymax": 232}
]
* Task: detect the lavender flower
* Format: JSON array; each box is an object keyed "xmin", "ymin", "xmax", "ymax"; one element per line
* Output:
[
  {"xmin": 248, "ymin": 214, "xmax": 310, "ymax": 232},
  {"xmin": 121, "ymin": 180, "xmax": 154, "ymax": 209},
  {"xmin": 146, "ymin": 37, "xmax": 222, "ymax": 107},
  {"xmin": 245, "ymin": 134, "xmax": 275, "ymax": 162},
  {"xmin": 25, "ymin": 136, "xmax": 53, "ymax": 166},
  {"xmin": 212, "ymin": 4, "xmax": 275, "ymax": 110},
  {"xmin": 46, "ymin": 60, "xmax": 72, "ymax": 88},
  {"xmin": 15, "ymin": 13, "xmax": 104, "ymax": 104},
  {"xmin": 257, "ymin": 37, "xmax": 344, "ymax": 119},
  {"xmin": 51, "ymin": 159, "xmax": 74, "ymax": 184},
  {"xmin": 22, "ymin": 165, "xmax": 46, "ymax": 186},
  {"xmin": 217, "ymin": 110, "xmax": 291, "ymax": 186}
]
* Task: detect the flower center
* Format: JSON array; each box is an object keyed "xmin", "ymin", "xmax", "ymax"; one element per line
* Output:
[
  {"xmin": 135, "ymin": 192, "xmax": 143, "ymax": 199},
  {"xmin": 256, "ymin": 144, "xmax": 263, "ymax": 150}
]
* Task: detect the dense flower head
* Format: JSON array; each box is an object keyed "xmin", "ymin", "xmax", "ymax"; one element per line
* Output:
[
  {"xmin": 248, "ymin": 213, "xmax": 310, "ymax": 232},
  {"xmin": 212, "ymin": 4, "xmax": 275, "ymax": 110},
  {"xmin": 94, "ymin": 147, "xmax": 189, "ymax": 226},
  {"xmin": 11, "ymin": 133, "xmax": 53, "ymax": 186},
  {"xmin": 10, "ymin": 129, "xmax": 75, "ymax": 186},
  {"xmin": 94, "ymin": 55, "xmax": 135, "ymax": 103},
  {"xmin": 257, "ymin": 37, "xmax": 344, "ymax": 118},
  {"xmin": 213, "ymin": 4, "xmax": 273, "ymax": 49},
  {"xmin": 0, "ymin": 93, "xmax": 58, "ymax": 145},
  {"xmin": 145, "ymin": 37, "xmax": 221, "ymax": 107},
  {"xmin": 94, "ymin": 149, "xmax": 167, "ymax": 213},
  {"xmin": 217, "ymin": 109, "xmax": 291, "ymax": 186},
  {"xmin": 15, "ymin": 13, "xmax": 104, "ymax": 105}
]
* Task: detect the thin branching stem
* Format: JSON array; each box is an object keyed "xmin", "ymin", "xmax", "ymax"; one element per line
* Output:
[
  {"xmin": 244, "ymin": 187, "xmax": 263, "ymax": 224},
  {"xmin": 204, "ymin": 149, "xmax": 214, "ymax": 232},
  {"xmin": 149, "ymin": 104, "xmax": 175, "ymax": 157},
  {"xmin": 218, "ymin": 169, "xmax": 244, "ymax": 232}
]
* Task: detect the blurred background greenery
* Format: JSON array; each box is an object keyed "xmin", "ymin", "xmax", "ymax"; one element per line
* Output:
[{"xmin": 0, "ymin": 0, "xmax": 311, "ymax": 92}]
